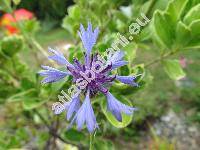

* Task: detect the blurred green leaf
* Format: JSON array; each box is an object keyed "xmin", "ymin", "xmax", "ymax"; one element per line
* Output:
[
  {"xmin": 186, "ymin": 19, "xmax": 200, "ymax": 49},
  {"xmin": 22, "ymin": 19, "xmax": 40, "ymax": 35},
  {"xmin": 118, "ymin": 65, "xmax": 130, "ymax": 76},
  {"xmin": 15, "ymin": 128, "xmax": 29, "ymax": 141},
  {"xmin": 152, "ymin": 11, "xmax": 174, "ymax": 49},
  {"xmin": 63, "ymin": 129, "xmax": 85, "ymax": 142},
  {"xmin": 190, "ymin": 19, "xmax": 200, "ymax": 37},
  {"xmin": 152, "ymin": 0, "xmax": 200, "ymax": 50},
  {"xmin": 138, "ymin": 25, "xmax": 151, "ymax": 41},
  {"xmin": 183, "ymin": 3, "xmax": 200, "ymax": 25},
  {"xmin": 131, "ymin": 64, "xmax": 145, "ymax": 83},
  {"xmin": 21, "ymin": 77, "xmax": 36, "ymax": 90},
  {"xmin": 36, "ymin": 131, "xmax": 49, "ymax": 148},
  {"xmin": 175, "ymin": 21, "xmax": 191, "ymax": 47},
  {"xmin": 12, "ymin": 0, "xmax": 21, "ymax": 5},
  {"xmin": 124, "ymin": 43, "xmax": 137, "ymax": 63},
  {"xmin": 163, "ymin": 59, "xmax": 186, "ymax": 80},
  {"xmin": 0, "ymin": 0, "xmax": 10, "ymax": 12},
  {"xmin": 1, "ymin": 35, "xmax": 24, "ymax": 57},
  {"xmin": 23, "ymin": 98, "xmax": 45, "ymax": 110},
  {"xmin": 7, "ymin": 89, "xmax": 37, "ymax": 102},
  {"xmin": 68, "ymin": 5, "xmax": 81, "ymax": 20},
  {"xmin": 166, "ymin": 0, "xmax": 188, "ymax": 26},
  {"xmin": 94, "ymin": 138, "xmax": 114, "ymax": 150}
]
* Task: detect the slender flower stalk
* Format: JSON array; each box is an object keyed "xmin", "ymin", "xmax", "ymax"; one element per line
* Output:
[{"xmin": 39, "ymin": 22, "xmax": 139, "ymax": 133}]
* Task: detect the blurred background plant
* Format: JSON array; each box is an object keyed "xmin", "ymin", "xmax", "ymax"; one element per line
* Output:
[{"xmin": 0, "ymin": 0, "xmax": 199, "ymax": 149}]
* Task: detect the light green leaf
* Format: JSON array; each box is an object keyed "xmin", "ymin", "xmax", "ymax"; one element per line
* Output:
[
  {"xmin": 184, "ymin": 3, "xmax": 200, "ymax": 25},
  {"xmin": 185, "ymin": 19, "xmax": 200, "ymax": 49},
  {"xmin": 163, "ymin": 59, "xmax": 186, "ymax": 80},
  {"xmin": 62, "ymin": 17, "xmax": 76, "ymax": 36},
  {"xmin": 138, "ymin": 25, "xmax": 152, "ymax": 41},
  {"xmin": 189, "ymin": 19, "xmax": 200, "ymax": 36},
  {"xmin": 166, "ymin": 0, "xmax": 188, "ymax": 26},
  {"xmin": 101, "ymin": 96, "xmax": 134, "ymax": 128},
  {"xmin": 152, "ymin": 10, "xmax": 175, "ymax": 49},
  {"xmin": 175, "ymin": 21, "xmax": 191, "ymax": 47},
  {"xmin": 67, "ymin": 5, "xmax": 81, "ymax": 19}
]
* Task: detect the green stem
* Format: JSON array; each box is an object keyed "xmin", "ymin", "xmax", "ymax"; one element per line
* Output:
[
  {"xmin": 30, "ymin": 38, "xmax": 49, "ymax": 58},
  {"xmin": 89, "ymin": 134, "xmax": 93, "ymax": 150},
  {"xmin": 144, "ymin": 49, "xmax": 179, "ymax": 68}
]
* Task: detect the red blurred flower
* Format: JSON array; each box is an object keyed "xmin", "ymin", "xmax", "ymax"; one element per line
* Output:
[
  {"xmin": 179, "ymin": 56, "xmax": 187, "ymax": 68},
  {"xmin": 14, "ymin": 8, "xmax": 34, "ymax": 21},
  {"xmin": 5, "ymin": 25, "xmax": 19, "ymax": 34},
  {"xmin": 0, "ymin": 8, "xmax": 34, "ymax": 34}
]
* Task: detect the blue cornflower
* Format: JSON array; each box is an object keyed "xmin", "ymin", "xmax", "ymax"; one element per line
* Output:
[{"xmin": 39, "ymin": 22, "xmax": 138, "ymax": 133}]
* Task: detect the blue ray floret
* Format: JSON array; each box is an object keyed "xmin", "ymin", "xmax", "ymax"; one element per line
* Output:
[
  {"xmin": 66, "ymin": 96, "xmax": 81, "ymax": 121},
  {"xmin": 106, "ymin": 92, "xmax": 138, "ymax": 121},
  {"xmin": 38, "ymin": 65, "xmax": 70, "ymax": 84},
  {"xmin": 107, "ymin": 50, "xmax": 128, "ymax": 69},
  {"xmin": 70, "ymin": 91, "xmax": 98, "ymax": 133},
  {"xmin": 39, "ymin": 22, "xmax": 139, "ymax": 133},
  {"xmin": 78, "ymin": 22, "xmax": 99, "ymax": 64},
  {"xmin": 116, "ymin": 75, "xmax": 138, "ymax": 87}
]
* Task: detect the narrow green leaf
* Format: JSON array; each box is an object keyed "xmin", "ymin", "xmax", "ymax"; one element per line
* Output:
[{"xmin": 163, "ymin": 59, "xmax": 186, "ymax": 80}]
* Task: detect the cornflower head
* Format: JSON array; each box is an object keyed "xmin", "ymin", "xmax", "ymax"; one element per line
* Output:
[{"xmin": 39, "ymin": 22, "xmax": 138, "ymax": 133}]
